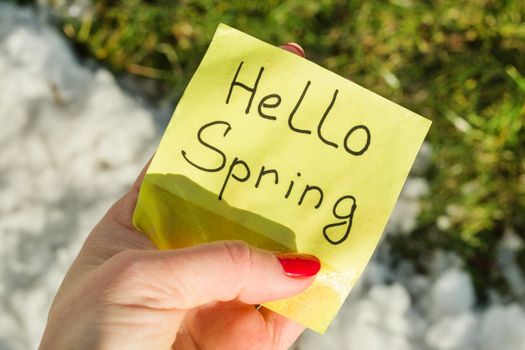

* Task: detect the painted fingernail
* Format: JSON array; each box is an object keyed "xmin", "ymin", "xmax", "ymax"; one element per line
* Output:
[
  {"xmin": 276, "ymin": 253, "xmax": 320, "ymax": 277},
  {"xmin": 282, "ymin": 42, "xmax": 305, "ymax": 58}
]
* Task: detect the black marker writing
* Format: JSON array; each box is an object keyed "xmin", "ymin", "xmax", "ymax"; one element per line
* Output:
[{"xmin": 181, "ymin": 120, "xmax": 232, "ymax": 172}]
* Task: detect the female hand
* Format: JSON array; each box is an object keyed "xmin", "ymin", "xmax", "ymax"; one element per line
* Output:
[{"xmin": 39, "ymin": 44, "xmax": 319, "ymax": 350}]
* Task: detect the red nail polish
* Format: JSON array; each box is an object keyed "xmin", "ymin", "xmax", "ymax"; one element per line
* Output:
[
  {"xmin": 283, "ymin": 42, "xmax": 305, "ymax": 58},
  {"xmin": 276, "ymin": 253, "xmax": 320, "ymax": 277}
]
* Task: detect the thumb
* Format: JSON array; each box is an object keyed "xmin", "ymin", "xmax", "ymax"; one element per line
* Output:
[{"xmin": 106, "ymin": 240, "xmax": 320, "ymax": 309}]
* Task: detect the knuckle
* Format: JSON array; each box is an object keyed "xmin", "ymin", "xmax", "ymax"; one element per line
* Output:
[
  {"xmin": 221, "ymin": 240, "xmax": 254, "ymax": 268},
  {"xmin": 102, "ymin": 250, "xmax": 186, "ymax": 309},
  {"xmin": 105, "ymin": 249, "xmax": 147, "ymax": 283},
  {"xmin": 99, "ymin": 250, "xmax": 162, "ymax": 306}
]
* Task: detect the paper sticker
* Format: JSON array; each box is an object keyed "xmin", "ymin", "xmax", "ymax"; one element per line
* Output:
[{"xmin": 132, "ymin": 23, "xmax": 431, "ymax": 333}]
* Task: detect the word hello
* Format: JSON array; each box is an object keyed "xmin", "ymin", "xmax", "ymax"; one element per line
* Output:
[{"xmin": 226, "ymin": 61, "xmax": 371, "ymax": 156}]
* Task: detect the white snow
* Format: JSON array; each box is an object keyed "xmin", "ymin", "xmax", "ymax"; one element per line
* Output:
[
  {"xmin": 426, "ymin": 268, "xmax": 475, "ymax": 319},
  {"xmin": 0, "ymin": 3, "xmax": 155, "ymax": 349},
  {"xmin": 1, "ymin": 3, "xmax": 525, "ymax": 350},
  {"xmin": 425, "ymin": 312, "xmax": 478, "ymax": 350},
  {"xmin": 478, "ymin": 305, "xmax": 525, "ymax": 350}
]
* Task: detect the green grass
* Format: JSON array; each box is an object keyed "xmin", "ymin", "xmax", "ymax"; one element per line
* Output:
[{"xmin": 50, "ymin": 0, "xmax": 525, "ymax": 299}]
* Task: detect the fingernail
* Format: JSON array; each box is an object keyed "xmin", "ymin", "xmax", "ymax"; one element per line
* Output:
[
  {"xmin": 282, "ymin": 42, "xmax": 305, "ymax": 58},
  {"xmin": 276, "ymin": 253, "xmax": 320, "ymax": 277}
]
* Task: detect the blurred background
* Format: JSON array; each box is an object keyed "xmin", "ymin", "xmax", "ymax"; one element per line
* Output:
[{"xmin": 0, "ymin": 0, "xmax": 524, "ymax": 349}]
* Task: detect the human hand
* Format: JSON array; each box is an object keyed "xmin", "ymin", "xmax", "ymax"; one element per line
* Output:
[{"xmin": 39, "ymin": 44, "xmax": 318, "ymax": 350}]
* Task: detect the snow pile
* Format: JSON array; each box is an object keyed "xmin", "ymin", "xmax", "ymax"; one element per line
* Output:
[
  {"xmin": 1, "ymin": 3, "xmax": 525, "ymax": 350},
  {"xmin": 0, "ymin": 3, "xmax": 155, "ymax": 349},
  {"xmin": 343, "ymin": 284, "xmax": 413, "ymax": 350},
  {"xmin": 426, "ymin": 268, "xmax": 475, "ymax": 318}
]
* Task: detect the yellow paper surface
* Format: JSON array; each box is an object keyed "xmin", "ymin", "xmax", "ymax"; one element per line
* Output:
[{"xmin": 132, "ymin": 23, "xmax": 431, "ymax": 333}]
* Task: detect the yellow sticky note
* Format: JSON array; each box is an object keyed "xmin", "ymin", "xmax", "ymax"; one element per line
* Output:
[{"xmin": 133, "ymin": 23, "xmax": 431, "ymax": 333}]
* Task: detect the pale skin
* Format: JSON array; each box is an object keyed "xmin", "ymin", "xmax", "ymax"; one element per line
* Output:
[{"xmin": 39, "ymin": 44, "xmax": 317, "ymax": 350}]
